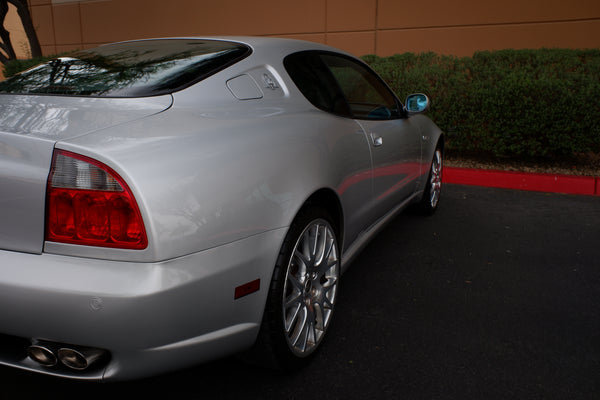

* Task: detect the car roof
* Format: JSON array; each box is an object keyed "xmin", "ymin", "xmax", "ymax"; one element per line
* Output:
[{"xmin": 105, "ymin": 36, "xmax": 356, "ymax": 60}]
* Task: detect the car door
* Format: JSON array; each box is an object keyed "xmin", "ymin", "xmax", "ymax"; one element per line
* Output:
[
  {"xmin": 321, "ymin": 54, "xmax": 422, "ymax": 219},
  {"xmin": 283, "ymin": 51, "xmax": 376, "ymax": 250}
]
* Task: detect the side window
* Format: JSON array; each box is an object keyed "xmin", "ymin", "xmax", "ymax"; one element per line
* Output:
[
  {"xmin": 283, "ymin": 52, "xmax": 352, "ymax": 117},
  {"xmin": 320, "ymin": 54, "xmax": 401, "ymax": 120}
]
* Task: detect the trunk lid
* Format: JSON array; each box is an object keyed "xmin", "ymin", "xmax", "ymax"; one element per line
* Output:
[{"xmin": 0, "ymin": 94, "xmax": 172, "ymax": 254}]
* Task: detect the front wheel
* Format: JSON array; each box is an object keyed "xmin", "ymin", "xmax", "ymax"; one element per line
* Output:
[
  {"xmin": 418, "ymin": 145, "xmax": 443, "ymax": 215},
  {"xmin": 251, "ymin": 207, "xmax": 340, "ymax": 369}
]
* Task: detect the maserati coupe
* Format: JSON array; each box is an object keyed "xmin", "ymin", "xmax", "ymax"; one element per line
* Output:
[{"xmin": 0, "ymin": 37, "xmax": 443, "ymax": 380}]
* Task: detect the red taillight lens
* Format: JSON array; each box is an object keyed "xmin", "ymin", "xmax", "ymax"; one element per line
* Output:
[{"xmin": 46, "ymin": 150, "xmax": 147, "ymax": 249}]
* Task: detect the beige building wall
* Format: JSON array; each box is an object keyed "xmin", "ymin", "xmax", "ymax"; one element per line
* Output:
[
  {"xmin": 0, "ymin": 3, "xmax": 30, "ymax": 79},
  {"xmin": 16, "ymin": 0, "xmax": 600, "ymax": 58},
  {"xmin": 3, "ymin": 4, "xmax": 29, "ymax": 56}
]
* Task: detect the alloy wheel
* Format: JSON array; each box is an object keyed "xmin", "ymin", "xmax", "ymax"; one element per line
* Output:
[
  {"xmin": 429, "ymin": 149, "xmax": 443, "ymax": 209},
  {"xmin": 282, "ymin": 219, "xmax": 339, "ymax": 356}
]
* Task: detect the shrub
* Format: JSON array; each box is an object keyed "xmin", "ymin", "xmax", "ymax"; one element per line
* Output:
[
  {"xmin": 2, "ymin": 52, "xmax": 76, "ymax": 78},
  {"xmin": 364, "ymin": 49, "xmax": 600, "ymax": 161},
  {"xmin": 3, "ymin": 49, "xmax": 599, "ymax": 161}
]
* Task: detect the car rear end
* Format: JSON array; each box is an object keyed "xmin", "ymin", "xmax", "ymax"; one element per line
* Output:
[
  {"xmin": 0, "ymin": 37, "xmax": 327, "ymax": 380},
  {"xmin": 0, "ymin": 97, "xmax": 283, "ymax": 380}
]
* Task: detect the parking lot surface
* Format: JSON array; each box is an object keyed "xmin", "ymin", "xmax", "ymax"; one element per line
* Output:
[{"xmin": 2, "ymin": 184, "xmax": 599, "ymax": 399}]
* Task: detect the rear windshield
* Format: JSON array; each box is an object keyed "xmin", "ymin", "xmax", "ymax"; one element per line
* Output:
[{"xmin": 0, "ymin": 39, "xmax": 250, "ymax": 97}]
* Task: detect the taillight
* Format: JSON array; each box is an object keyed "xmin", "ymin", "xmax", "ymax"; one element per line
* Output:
[{"xmin": 46, "ymin": 150, "xmax": 147, "ymax": 249}]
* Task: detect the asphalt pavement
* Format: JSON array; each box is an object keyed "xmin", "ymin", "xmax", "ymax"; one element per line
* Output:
[{"xmin": 2, "ymin": 184, "xmax": 599, "ymax": 399}]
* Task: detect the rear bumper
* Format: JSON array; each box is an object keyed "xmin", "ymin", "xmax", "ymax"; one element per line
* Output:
[{"xmin": 0, "ymin": 228, "xmax": 285, "ymax": 381}]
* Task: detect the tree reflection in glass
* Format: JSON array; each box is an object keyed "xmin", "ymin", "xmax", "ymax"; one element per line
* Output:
[{"xmin": 0, "ymin": 39, "xmax": 250, "ymax": 97}]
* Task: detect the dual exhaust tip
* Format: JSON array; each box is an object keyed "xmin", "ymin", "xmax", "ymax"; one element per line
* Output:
[{"xmin": 27, "ymin": 342, "xmax": 107, "ymax": 371}]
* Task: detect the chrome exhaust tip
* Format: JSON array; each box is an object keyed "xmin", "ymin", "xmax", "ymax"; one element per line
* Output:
[
  {"xmin": 58, "ymin": 347, "xmax": 107, "ymax": 371},
  {"xmin": 27, "ymin": 344, "xmax": 57, "ymax": 367}
]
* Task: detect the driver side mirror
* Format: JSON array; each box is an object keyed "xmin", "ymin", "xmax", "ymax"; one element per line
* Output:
[{"xmin": 405, "ymin": 93, "xmax": 430, "ymax": 114}]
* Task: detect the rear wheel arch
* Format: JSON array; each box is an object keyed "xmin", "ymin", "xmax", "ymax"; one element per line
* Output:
[
  {"xmin": 298, "ymin": 188, "xmax": 344, "ymax": 250},
  {"xmin": 246, "ymin": 188, "xmax": 344, "ymax": 369},
  {"xmin": 251, "ymin": 203, "xmax": 341, "ymax": 369}
]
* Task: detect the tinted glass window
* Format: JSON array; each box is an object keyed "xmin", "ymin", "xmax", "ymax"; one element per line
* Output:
[
  {"xmin": 285, "ymin": 51, "xmax": 400, "ymax": 120},
  {"xmin": 284, "ymin": 52, "xmax": 352, "ymax": 117},
  {"xmin": 0, "ymin": 39, "xmax": 250, "ymax": 97},
  {"xmin": 320, "ymin": 54, "xmax": 400, "ymax": 120}
]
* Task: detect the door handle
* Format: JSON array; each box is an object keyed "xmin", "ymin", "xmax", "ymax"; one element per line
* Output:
[{"xmin": 370, "ymin": 133, "xmax": 383, "ymax": 147}]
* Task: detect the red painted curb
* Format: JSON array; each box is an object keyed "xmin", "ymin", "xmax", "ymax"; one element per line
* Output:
[{"xmin": 443, "ymin": 167, "xmax": 599, "ymax": 196}]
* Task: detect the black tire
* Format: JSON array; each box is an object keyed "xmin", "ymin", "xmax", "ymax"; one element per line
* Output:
[
  {"xmin": 250, "ymin": 207, "xmax": 340, "ymax": 370},
  {"xmin": 417, "ymin": 145, "xmax": 443, "ymax": 215}
]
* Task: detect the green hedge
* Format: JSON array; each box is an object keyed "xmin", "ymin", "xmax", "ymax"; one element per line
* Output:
[
  {"xmin": 2, "ymin": 52, "xmax": 77, "ymax": 78},
  {"xmin": 363, "ymin": 49, "xmax": 600, "ymax": 160},
  {"xmin": 3, "ymin": 56, "xmax": 52, "ymax": 78},
  {"xmin": 3, "ymin": 49, "xmax": 599, "ymax": 160}
]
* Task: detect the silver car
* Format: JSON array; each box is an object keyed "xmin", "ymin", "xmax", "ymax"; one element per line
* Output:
[{"xmin": 0, "ymin": 37, "xmax": 443, "ymax": 380}]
